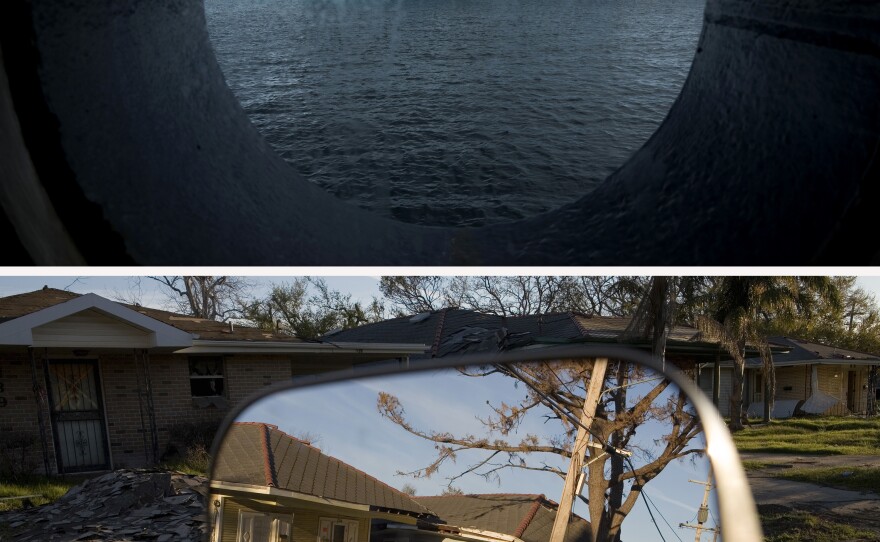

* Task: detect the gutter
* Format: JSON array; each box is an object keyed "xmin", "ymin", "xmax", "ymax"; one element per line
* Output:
[{"xmin": 176, "ymin": 340, "xmax": 429, "ymax": 355}]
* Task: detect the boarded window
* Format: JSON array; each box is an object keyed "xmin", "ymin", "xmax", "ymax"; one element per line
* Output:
[
  {"xmin": 319, "ymin": 518, "xmax": 358, "ymax": 542},
  {"xmin": 189, "ymin": 357, "xmax": 225, "ymax": 397}
]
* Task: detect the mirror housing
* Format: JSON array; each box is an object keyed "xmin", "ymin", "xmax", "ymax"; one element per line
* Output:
[{"xmin": 209, "ymin": 344, "xmax": 761, "ymax": 542}]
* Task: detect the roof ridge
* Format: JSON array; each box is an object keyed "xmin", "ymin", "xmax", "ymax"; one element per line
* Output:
[
  {"xmin": 430, "ymin": 307, "xmax": 450, "ymax": 357},
  {"xmin": 0, "ymin": 288, "xmax": 81, "ymax": 302},
  {"xmin": 259, "ymin": 423, "xmax": 278, "ymax": 488},
  {"xmin": 250, "ymin": 423, "xmax": 429, "ymax": 514},
  {"xmin": 233, "ymin": 421, "xmax": 322, "ymax": 451},
  {"xmin": 414, "ymin": 493, "xmax": 544, "ymax": 499},
  {"xmin": 567, "ymin": 312, "xmax": 592, "ymax": 337},
  {"xmin": 513, "ymin": 494, "xmax": 544, "ymax": 538}
]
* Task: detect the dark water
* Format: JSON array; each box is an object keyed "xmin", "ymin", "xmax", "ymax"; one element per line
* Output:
[{"xmin": 206, "ymin": 0, "xmax": 704, "ymax": 226}]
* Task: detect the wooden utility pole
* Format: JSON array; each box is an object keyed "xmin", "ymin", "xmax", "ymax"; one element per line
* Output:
[
  {"xmin": 679, "ymin": 472, "xmax": 719, "ymax": 542},
  {"xmin": 549, "ymin": 357, "xmax": 608, "ymax": 542}
]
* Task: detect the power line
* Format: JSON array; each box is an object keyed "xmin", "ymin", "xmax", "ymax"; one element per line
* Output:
[
  {"xmin": 639, "ymin": 485, "xmax": 669, "ymax": 542},
  {"xmin": 626, "ymin": 456, "xmax": 684, "ymax": 542}
]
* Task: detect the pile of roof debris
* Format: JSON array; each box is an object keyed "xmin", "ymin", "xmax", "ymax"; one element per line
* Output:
[{"xmin": 0, "ymin": 469, "xmax": 208, "ymax": 541}]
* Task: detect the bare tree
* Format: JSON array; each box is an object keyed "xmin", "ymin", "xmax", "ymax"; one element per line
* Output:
[
  {"xmin": 380, "ymin": 276, "xmax": 649, "ymax": 318},
  {"xmin": 149, "ymin": 276, "xmax": 253, "ymax": 321},
  {"xmin": 380, "ymin": 276, "xmax": 457, "ymax": 315},
  {"xmin": 377, "ymin": 357, "xmax": 702, "ymax": 542}
]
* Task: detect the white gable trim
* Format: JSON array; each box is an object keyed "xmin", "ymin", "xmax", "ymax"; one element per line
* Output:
[{"xmin": 0, "ymin": 293, "xmax": 193, "ymax": 347}]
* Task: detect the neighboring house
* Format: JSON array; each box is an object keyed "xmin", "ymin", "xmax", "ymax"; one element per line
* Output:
[
  {"xmin": 696, "ymin": 337, "xmax": 880, "ymax": 418},
  {"xmin": 323, "ymin": 308, "xmax": 740, "ymax": 367},
  {"xmin": 210, "ymin": 423, "xmax": 592, "ymax": 542},
  {"xmin": 410, "ymin": 494, "xmax": 591, "ymax": 542},
  {"xmin": 0, "ymin": 288, "xmax": 427, "ymax": 475},
  {"xmin": 211, "ymin": 422, "xmax": 438, "ymax": 542}
]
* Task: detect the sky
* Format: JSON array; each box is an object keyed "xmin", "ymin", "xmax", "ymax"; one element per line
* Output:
[{"xmin": 3, "ymin": 270, "xmax": 880, "ymax": 311}]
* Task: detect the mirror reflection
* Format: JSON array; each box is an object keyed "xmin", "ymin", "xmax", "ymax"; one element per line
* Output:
[{"xmin": 209, "ymin": 359, "xmax": 719, "ymax": 542}]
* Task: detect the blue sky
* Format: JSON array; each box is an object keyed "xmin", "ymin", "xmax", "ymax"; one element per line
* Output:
[{"xmin": 3, "ymin": 271, "xmax": 880, "ymax": 311}]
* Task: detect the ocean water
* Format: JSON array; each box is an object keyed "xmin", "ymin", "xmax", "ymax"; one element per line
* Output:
[{"xmin": 205, "ymin": 0, "xmax": 705, "ymax": 226}]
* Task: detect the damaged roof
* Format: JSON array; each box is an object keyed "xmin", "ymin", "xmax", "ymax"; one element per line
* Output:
[
  {"xmin": 324, "ymin": 308, "xmax": 738, "ymax": 361},
  {"xmin": 212, "ymin": 422, "xmax": 434, "ymax": 517},
  {"xmin": 415, "ymin": 494, "xmax": 591, "ymax": 542}
]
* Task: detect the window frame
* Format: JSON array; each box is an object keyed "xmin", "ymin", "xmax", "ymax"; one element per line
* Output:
[
  {"xmin": 237, "ymin": 510, "xmax": 293, "ymax": 542},
  {"xmin": 188, "ymin": 356, "xmax": 226, "ymax": 398}
]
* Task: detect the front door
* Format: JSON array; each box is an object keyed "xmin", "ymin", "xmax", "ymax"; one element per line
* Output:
[
  {"xmin": 45, "ymin": 360, "xmax": 111, "ymax": 473},
  {"xmin": 847, "ymin": 370, "xmax": 858, "ymax": 412}
]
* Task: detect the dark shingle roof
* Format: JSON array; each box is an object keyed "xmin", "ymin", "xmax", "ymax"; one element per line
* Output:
[
  {"xmin": 213, "ymin": 423, "xmax": 433, "ymax": 516},
  {"xmin": 325, "ymin": 309, "xmax": 707, "ymax": 359},
  {"xmin": 746, "ymin": 336, "xmax": 880, "ymax": 367},
  {"xmin": 415, "ymin": 494, "xmax": 591, "ymax": 542},
  {"xmin": 0, "ymin": 287, "xmax": 80, "ymax": 321},
  {"xmin": 0, "ymin": 287, "xmax": 299, "ymax": 342}
]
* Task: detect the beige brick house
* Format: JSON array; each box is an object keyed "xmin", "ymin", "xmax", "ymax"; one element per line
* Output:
[
  {"xmin": 696, "ymin": 337, "xmax": 880, "ymax": 418},
  {"xmin": 0, "ymin": 288, "xmax": 426, "ymax": 475}
]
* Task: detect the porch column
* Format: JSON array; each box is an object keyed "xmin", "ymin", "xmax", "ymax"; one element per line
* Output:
[{"xmin": 28, "ymin": 347, "xmax": 51, "ymax": 475}]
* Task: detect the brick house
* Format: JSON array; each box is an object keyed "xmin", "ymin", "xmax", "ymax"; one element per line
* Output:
[
  {"xmin": 0, "ymin": 288, "xmax": 426, "ymax": 475},
  {"xmin": 696, "ymin": 337, "xmax": 880, "ymax": 418}
]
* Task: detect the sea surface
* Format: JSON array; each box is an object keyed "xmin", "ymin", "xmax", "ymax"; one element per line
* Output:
[{"xmin": 205, "ymin": 0, "xmax": 705, "ymax": 226}]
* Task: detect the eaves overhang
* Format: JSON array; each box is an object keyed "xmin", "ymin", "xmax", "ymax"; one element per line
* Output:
[
  {"xmin": 176, "ymin": 340, "xmax": 429, "ymax": 355},
  {"xmin": 0, "ymin": 293, "xmax": 193, "ymax": 348},
  {"xmin": 211, "ymin": 480, "xmax": 432, "ymax": 519},
  {"xmin": 210, "ymin": 480, "xmax": 372, "ymax": 512},
  {"xmin": 516, "ymin": 337, "xmax": 791, "ymax": 361}
]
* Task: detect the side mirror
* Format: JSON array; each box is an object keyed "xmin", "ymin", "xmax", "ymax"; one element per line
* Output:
[{"xmin": 207, "ymin": 345, "xmax": 761, "ymax": 542}]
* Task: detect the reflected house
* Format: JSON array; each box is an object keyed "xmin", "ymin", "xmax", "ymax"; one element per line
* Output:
[
  {"xmin": 696, "ymin": 337, "xmax": 880, "ymax": 418},
  {"xmin": 210, "ymin": 423, "xmax": 592, "ymax": 542},
  {"xmin": 0, "ymin": 288, "xmax": 427, "ymax": 475}
]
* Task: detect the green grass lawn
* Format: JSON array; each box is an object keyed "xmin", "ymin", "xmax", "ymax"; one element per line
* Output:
[
  {"xmin": 733, "ymin": 417, "xmax": 880, "ymax": 455},
  {"xmin": 758, "ymin": 505, "xmax": 880, "ymax": 542},
  {"xmin": 0, "ymin": 474, "xmax": 88, "ymax": 512}
]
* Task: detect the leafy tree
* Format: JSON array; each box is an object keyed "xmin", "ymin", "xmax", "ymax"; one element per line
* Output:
[
  {"xmin": 242, "ymin": 278, "xmax": 385, "ymax": 340},
  {"xmin": 695, "ymin": 276, "xmax": 839, "ymax": 430}
]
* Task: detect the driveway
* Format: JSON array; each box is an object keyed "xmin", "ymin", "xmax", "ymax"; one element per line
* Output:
[{"xmin": 741, "ymin": 453, "xmax": 880, "ymax": 535}]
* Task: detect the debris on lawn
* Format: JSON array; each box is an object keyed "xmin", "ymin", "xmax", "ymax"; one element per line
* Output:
[{"xmin": 0, "ymin": 469, "xmax": 208, "ymax": 541}]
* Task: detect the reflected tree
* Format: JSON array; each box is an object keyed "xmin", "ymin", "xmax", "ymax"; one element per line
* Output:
[{"xmin": 377, "ymin": 357, "xmax": 702, "ymax": 542}]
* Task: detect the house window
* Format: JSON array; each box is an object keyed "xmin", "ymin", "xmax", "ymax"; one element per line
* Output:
[
  {"xmin": 237, "ymin": 510, "xmax": 292, "ymax": 542},
  {"xmin": 189, "ymin": 357, "xmax": 225, "ymax": 397},
  {"xmin": 319, "ymin": 518, "xmax": 359, "ymax": 542}
]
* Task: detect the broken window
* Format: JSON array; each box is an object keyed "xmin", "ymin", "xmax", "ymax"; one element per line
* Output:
[
  {"xmin": 189, "ymin": 357, "xmax": 225, "ymax": 397},
  {"xmin": 237, "ymin": 511, "xmax": 292, "ymax": 542}
]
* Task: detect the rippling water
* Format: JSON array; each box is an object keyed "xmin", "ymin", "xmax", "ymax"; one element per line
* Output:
[{"xmin": 206, "ymin": 0, "xmax": 704, "ymax": 226}]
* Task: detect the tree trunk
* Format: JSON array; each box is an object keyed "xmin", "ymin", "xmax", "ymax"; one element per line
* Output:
[
  {"xmin": 550, "ymin": 358, "xmax": 608, "ymax": 542},
  {"xmin": 730, "ymin": 341, "xmax": 746, "ymax": 431},
  {"xmin": 712, "ymin": 353, "xmax": 721, "ymax": 410}
]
